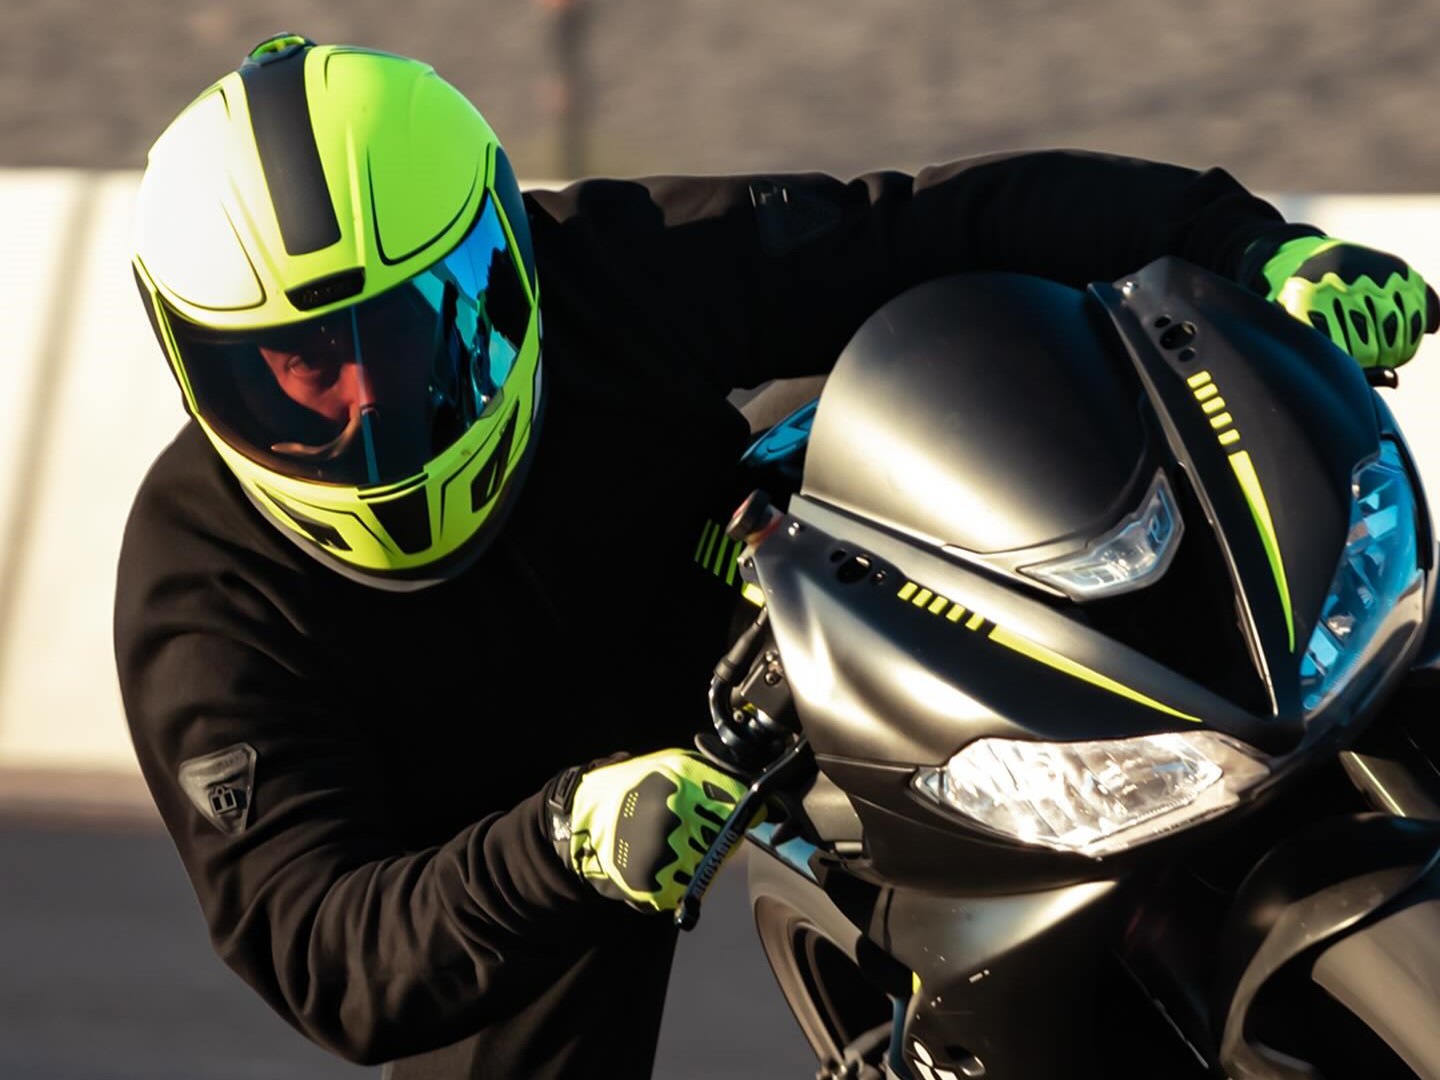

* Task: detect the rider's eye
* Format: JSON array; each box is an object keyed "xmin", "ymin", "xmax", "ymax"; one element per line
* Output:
[{"xmin": 285, "ymin": 354, "xmax": 336, "ymax": 382}]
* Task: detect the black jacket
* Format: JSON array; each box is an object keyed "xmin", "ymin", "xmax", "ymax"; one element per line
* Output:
[{"xmin": 114, "ymin": 150, "xmax": 1319, "ymax": 1078}]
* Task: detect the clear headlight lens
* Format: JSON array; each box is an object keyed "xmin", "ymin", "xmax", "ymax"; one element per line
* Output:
[
  {"xmin": 1021, "ymin": 472, "xmax": 1183, "ymax": 599},
  {"xmin": 1300, "ymin": 441, "xmax": 1420, "ymax": 714},
  {"xmin": 913, "ymin": 732, "xmax": 1269, "ymax": 858}
]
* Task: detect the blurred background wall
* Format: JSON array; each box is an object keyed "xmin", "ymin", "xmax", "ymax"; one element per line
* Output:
[{"xmin": 5, "ymin": 0, "xmax": 1439, "ymax": 187}]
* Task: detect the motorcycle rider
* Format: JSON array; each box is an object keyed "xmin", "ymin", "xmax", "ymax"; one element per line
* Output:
[{"xmin": 115, "ymin": 33, "xmax": 1437, "ymax": 1080}]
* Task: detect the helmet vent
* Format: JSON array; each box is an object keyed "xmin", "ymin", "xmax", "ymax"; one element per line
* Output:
[
  {"xmin": 471, "ymin": 406, "xmax": 520, "ymax": 512},
  {"xmin": 260, "ymin": 489, "xmax": 351, "ymax": 551},
  {"xmin": 246, "ymin": 34, "xmax": 314, "ymax": 66},
  {"xmin": 370, "ymin": 487, "xmax": 433, "ymax": 556},
  {"xmin": 287, "ymin": 268, "xmax": 366, "ymax": 312}
]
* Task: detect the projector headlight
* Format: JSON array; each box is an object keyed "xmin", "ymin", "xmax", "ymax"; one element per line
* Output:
[
  {"xmin": 1300, "ymin": 441, "xmax": 1421, "ymax": 715},
  {"xmin": 913, "ymin": 732, "xmax": 1269, "ymax": 858},
  {"xmin": 1021, "ymin": 471, "xmax": 1183, "ymax": 599}
]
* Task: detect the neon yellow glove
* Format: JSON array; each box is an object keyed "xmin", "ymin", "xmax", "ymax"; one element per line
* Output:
[
  {"xmin": 1259, "ymin": 235, "xmax": 1436, "ymax": 368},
  {"xmin": 546, "ymin": 749, "xmax": 754, "ymax": 914}
]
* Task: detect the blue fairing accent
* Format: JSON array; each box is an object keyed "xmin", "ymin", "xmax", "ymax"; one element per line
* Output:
[
  {"xmin": 748, "ymin": 820, "xmax": 820, "ymax": 883},
  {"xmin": 741, "ymin": 399, "xmax": 818, "ymax": 468}
]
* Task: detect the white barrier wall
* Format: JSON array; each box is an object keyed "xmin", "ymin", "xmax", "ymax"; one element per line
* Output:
[
  {"xmin": 0, "ymin": 172, "xmax": 183, "ymax": 772},
  {"xmin": 0, "ymin": 174, "xmax": 1438, "ymax": 777}
]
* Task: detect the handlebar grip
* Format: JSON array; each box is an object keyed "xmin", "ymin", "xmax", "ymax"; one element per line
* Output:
[
  {"xmin": 675, "ymin": 805, "xmax": 752, "ymax": 930},
  {"xmin": 675, "ymin": 737, "xmax": 810, "ymax": 931}
]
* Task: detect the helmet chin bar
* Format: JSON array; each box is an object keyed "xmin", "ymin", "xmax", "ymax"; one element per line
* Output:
[{"xmin": 239, "ymin": 361, "xmax": 545, "ymax": 592}]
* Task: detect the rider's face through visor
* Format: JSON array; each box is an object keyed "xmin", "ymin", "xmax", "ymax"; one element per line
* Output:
[
  {"xmin": 258, "ymin": 317, "xmax": 362, "ymax": 428},
  {"xmin": 253, "ymin": 299, "xmax": 423, "ymax": 464},
  {"xmin": 160, "ymin": 195, "xmax": 534, "ymax": 487}
]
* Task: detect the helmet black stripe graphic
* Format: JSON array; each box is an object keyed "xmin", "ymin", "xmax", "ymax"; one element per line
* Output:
[{"xmin": 238, "ymin": 43, "xmax": 342, "ymax": 257}]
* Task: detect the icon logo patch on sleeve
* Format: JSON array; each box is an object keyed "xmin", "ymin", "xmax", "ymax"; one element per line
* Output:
[{"xmin": 178, "ymin": 743, "xmax": 257, "ymax": 835}]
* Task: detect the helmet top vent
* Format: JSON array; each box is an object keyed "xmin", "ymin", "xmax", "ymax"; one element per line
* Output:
[{"xmin": 245, "ymin": 33, "xmax": 315, "ymax": 66}]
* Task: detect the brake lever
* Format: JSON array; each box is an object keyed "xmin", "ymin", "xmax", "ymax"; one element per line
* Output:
[{"xmin": 675, "ymin": 735, "xmax": 813, "ymax": 931}]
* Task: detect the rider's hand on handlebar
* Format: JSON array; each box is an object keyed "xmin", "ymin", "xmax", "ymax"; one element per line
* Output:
[
  {"xmin": 544, "ymin": 749, "xmax": 759, "ymax": 914},
  {"xmin": 1257, "ymin": 235, "xmax": 1438, "ymax": 369}
]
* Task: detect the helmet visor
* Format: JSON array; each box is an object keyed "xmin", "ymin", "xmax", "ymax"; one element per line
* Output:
[{"xmin": 164, "ymin": 196, "xmax": 533, "ymax": 487}]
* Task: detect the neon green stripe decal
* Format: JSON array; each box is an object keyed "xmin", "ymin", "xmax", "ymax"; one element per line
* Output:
[
  {"xmin": 694, "ymin": 520, "xmax": 714, "ymax": 562},
  {"xmin": 1228, "ymin": 449, "xmax": 1295, "ymax": 651},
  {"xmin": 894, "ymin": 573, "xmax": 1204, "ymax": 722},
  {"xmin": 988, "ymin": 625, "xmax": 1202, "ymax": 723},
  {"xmin": 712, "ymin": 535, "xmax": 731, "ymax": 575},
  {"xmin": 701, "ymin": 520, "xmax": 720, "ymax": 569},
  {"xmin": 725, "ymin": 543, "xmax": 740, "ymax": 585}
]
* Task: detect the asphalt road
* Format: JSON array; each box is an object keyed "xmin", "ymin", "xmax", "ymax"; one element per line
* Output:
[{"xmin": 0, "ymin": 818, "xmax": 816, "ymax": 1080}]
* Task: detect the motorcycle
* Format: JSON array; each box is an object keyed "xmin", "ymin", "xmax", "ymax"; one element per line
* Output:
[{"xmin": 677, "ymin": 255, "xmax": 1440, "ymax": 1080}]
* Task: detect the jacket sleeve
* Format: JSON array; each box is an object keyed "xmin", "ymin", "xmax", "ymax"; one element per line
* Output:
[
  {"xmin": 525, "ymin": 148, "xmax": 1322, "ymax": 391},
  {"xmin": 113, "ymin": 485, "xmax": 623, "ymax": 1066}
]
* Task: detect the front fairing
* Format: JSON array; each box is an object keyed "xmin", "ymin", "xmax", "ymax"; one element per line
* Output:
[{"xmin": 739, "ymin": 257, "xmax": 1433, "ymax": 889}]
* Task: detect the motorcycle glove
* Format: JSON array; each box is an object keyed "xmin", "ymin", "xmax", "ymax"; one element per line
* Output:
[
  {"xmin": 545, "ymin": 748, "xmax": 756, "ymax": 914},
  {"xmin": 1257, "ymin": 235, "xmax": 1436, "ymax": 368}
]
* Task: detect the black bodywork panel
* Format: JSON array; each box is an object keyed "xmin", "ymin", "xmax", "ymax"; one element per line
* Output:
[{"xmin": 804, "ymin": 273, "xmax": 1150, "ymax": 557}]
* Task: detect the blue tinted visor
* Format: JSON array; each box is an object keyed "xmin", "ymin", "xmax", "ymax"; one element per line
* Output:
[{"xmin": 166, "ymin": 196, "xmax": 533, "ymax": 487}]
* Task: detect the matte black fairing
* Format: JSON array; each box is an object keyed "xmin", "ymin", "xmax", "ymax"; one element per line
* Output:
[
  {"xmin": 753, "ymin": 501, "xmax": 1269, "ymax": 761},
  {"xmin": 746, "ymin": 503, "xmax": 1280, "ymax": 889},
  {"xmin": 1093, "ymin": 258, "xmax": 1392, "ymax": 717},
  {"xmin": 803, "ymin": 274, "xmax": 1150, "ymax": 559},
  {"xmin": 1213, "ymin": 813, "xmax": 1440, "ymax": 1078}
]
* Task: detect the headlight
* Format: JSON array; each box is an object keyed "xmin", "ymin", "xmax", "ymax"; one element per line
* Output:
[
  {"xmin": 913, "ymin": 732, "xmax": 1269, "ymax": 858},
  {"xmin": 1300, "ymin": 441, "xmax": 1421, "ymax": 714},
  {"xmin": 1020, "ymin": 471, "xmax": 1183, "ymax": 599}
]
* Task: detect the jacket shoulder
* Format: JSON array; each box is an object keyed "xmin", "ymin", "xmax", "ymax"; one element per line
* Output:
[
  {"xmin": 122, "ymin": 423, "xmax": 262, "ymax": 559},
  {"xmin": 115, "ymin": 422, "xmax": 305, "ymax": 631}
]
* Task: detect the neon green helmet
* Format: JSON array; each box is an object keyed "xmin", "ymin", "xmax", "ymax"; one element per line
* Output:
[{"xmin": 133, "ymin": 35, "xmax": 542, "ymax": 589}]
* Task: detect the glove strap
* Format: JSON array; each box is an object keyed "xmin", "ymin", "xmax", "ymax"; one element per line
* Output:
[{"xmin": 545, "ymin": 765, "xmax": 585, "ymax": 859}]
